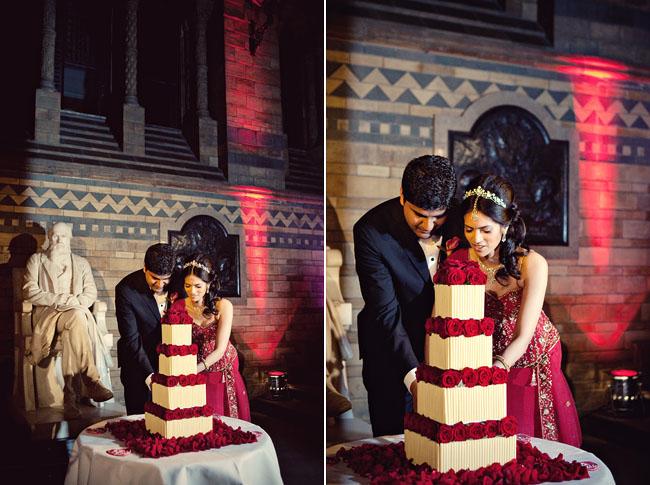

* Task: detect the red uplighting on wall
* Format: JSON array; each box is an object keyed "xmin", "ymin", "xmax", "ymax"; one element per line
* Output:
[
  {"xmin": 232, "ymin": 186, "xmax": 290, "ymax": 361},
  {"xmin": 557, "ymin": 55, "xmax": 642, "ymax": 349}
]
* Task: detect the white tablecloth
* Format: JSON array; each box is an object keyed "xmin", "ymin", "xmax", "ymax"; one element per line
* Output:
[
  {"xmin": 326, "ymin": 434, "xmax": 615, "ymax": 484},
  {"xmin": 65, "ymin": 415, "xmax": 283, "ymax": 485}
]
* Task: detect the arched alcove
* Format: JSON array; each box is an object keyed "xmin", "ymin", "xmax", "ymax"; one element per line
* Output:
[
  {"xmin": 434, "ymin": 92, "xmax": 579, "ymax": 259},
  {"xmin": 160, "ymin": 207, "xmax": 247, "ymax": 302}
]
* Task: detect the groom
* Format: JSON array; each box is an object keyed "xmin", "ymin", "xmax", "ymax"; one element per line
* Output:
[
  {"xmin": 116, "ymin": 243, "xmax": 175, "ymax": 414},
  {"xmin": 353, "ymin": 155, "xmax": 461, "ymax": 436}
]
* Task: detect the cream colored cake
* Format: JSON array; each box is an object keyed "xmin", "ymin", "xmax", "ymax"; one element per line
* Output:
[
  {"xmin": 405, "ymin": 430, "xmax": 516, "ymax": 471},
  {"xmin": 162, "ymin": 324, "xmax": 192, "ymax": 346},
  {"xmin": 433, "ymin": 284, "xmax": 484, "ymax": 319},
  {"xmin": 145, "ymin": 315, "xmax": 212, "ymax": 439},
  {"xmin": 152, "ymin": 382, "xmax": 207, "ymax": 410},
  {"xmin": 416, "ymin": 381, "xmax": 507, "ymax": 424},
  {"xmin": 158, "ymin": 354, "xmax": 197, "ymax": 376},
  {"xmin": 405, "ymin": 260, "xmax": 517, "ymax": 472},
  {"xmin": 424, "ymin": 332, "xmax": 491, "ymax": 370},
  {"xmin": 145, "ymin": 413, "xmax": 213, "ymax": 439}
]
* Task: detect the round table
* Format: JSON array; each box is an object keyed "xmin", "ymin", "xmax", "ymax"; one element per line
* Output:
[
  {"xmin": 326, "ymin": 434, "xmax": 615, "ymax": 484},
  {"xmin": 64, "ymin": 415, "xmax": 283, "ymax": 485}
]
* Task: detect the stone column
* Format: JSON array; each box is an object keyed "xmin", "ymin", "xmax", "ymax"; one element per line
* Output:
[
  {"xmin": 195, "ymin": 0, "xmax": 219, "ymax": 167},
  {"xmin": 121, "ymin": 0, "xmax": 145, "ymax": 155},
  {"xmin": 35, "ymin": 0, "xmax": 61, "ymax": 145}
]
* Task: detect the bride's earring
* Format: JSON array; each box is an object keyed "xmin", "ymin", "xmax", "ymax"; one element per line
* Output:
[{"xmin": 501, "ymin": 227, "xmax": 508, "ymax": 243}]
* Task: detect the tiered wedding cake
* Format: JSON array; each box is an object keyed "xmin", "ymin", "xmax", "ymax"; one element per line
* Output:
[
  {"xmin": 405, "ymin": 258, "xmax": 517, "ymax": 472},
  {"xmin": 144, "ymin": 306, "xmax": 213, "ymax": 438}
]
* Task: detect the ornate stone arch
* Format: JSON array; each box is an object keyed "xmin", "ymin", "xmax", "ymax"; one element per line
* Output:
[
  {"xmin": 160, "ymin": 207, "xmax": 247, "ymax": 303},
  {"xmin": 434, "ymin": 92, "xmax": 579, "ymax": 259}
]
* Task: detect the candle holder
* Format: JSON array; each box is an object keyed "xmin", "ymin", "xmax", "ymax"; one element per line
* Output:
[
  {"xmin": 608, "ymin": 369, "xmax": 643, "ymax": 416},
  {"xmin": 267, "ymin": 370, "xmax": 288, "ymax": 400}
]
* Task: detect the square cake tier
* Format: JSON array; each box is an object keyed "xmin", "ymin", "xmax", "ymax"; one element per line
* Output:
[
  {"xmin": 152, "ymin": 382, "xmax": 207, "ymax": 410},
  {"xmin": 425, "ymin": 334, "xmax": 492, "ymax": 370},
  {"xmin": 405, "ymin": 430, "xmax": 516, "ymax": 472},
  {"xmin": 417, "ymin": 381, "xmax": 507, "ymax": 424},
  {"xmin": 161, "ymin": 324, "xmax": 192, "ymax": 346},
  {"xmin": 159, "ymin": 354, "xmax": 197, "ymax": 376},
  {"xmin": 434, "ymin": 285, "xmax": 484, "ymax": 319},
  {"xmin": 145, "ymin": 413, "xmax": 212, "ymax": 439}
]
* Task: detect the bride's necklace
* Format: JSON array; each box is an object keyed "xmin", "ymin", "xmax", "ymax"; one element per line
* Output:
[
  {"xmin": 187, "ymin": 300, "xmax": 205, "ymax": 317},
  {"xmin": 473, "ymin": 251, "xmax": 503, "ymax": 285}
]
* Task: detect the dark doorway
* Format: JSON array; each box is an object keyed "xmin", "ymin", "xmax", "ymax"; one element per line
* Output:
[
  {"xmin": 55, "ymin": 0, "xmax": 113, "ymax": 116},
  {"xmin": 139, "ymin": 0, "xmax": 186, "ymax": 128}
]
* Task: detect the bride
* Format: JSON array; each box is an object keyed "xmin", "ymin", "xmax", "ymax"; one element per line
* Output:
[
  {"xmin": 169, "ymin": 254, "xmax": 250, "ymax": 421},
  {"xmin": 447, "ymin": 174, "xmax": 581, "ymax": 446}
]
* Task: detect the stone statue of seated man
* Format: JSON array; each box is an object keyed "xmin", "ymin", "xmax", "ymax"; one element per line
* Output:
[{"xmin": 23, "ymin": 222, "xmax": 113, "ymax": 418}]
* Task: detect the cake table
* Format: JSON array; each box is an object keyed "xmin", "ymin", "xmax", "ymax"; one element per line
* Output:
[
  {"xmin": 64, "ymin": 415, "xmax": 283, "ymax": 485},
  {"xmin": 326, "ymin": 434, "xmax": 615, "ymax": 484}
]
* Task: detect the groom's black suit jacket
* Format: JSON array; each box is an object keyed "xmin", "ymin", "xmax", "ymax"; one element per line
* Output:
[
  {"xmin": 353, "ymin": 197, "xmax": 462, "ymax": 435},
  {"xmin": 116, "ymin": 269, "xmax": 162, "ymax": 414}
]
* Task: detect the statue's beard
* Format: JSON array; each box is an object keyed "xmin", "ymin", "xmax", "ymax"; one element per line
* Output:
[{"xmin": 49, "ymin": 244, "xmax": 71, "ymax": 261}]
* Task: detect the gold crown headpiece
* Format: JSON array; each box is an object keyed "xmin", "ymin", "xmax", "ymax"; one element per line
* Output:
[
  {"xmin": 463, "ymin": 186, "xmax": 507, "ymax": 221},
  {"xmin": 183, "ymin": 260, "xmax": 210, "ymax": 274}
]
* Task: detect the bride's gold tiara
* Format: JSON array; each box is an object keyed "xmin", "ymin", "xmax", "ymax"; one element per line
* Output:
[
  {"xmin": 183, "ymin": 260, "xmax": 210, "ymax": 274},
  {"xmin": 463, "ymin": 186, "xmax": 507, "ymax": 208},
  {"xmin": 463, "ymin": 186, "xmax": 507, "ymax": 221}
]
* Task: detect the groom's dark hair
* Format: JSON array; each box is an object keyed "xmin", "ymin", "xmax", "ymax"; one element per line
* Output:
[
  {"xmin": 401, "ymin": 155, "xmax": 457, "ymax": 210},
  {"xmin": 144, "ymin": 243, "xmax": 175, "ymax": 275}
]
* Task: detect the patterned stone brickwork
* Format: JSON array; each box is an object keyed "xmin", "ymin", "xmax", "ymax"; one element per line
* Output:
[
  {"xmin": 0, "ymin": 172, "xmax": 323, "ymax": 403},
  {"xmin": 327, "ymin": 37, "xmax": 650, "ymax": 421},
  {"xmin": 224, "ymin": 0, "xmax": 288, "ymax": 189}
]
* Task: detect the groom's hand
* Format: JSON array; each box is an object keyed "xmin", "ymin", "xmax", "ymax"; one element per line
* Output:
[
  {"xmin": 145, "ymin": 373, "xmax": 153, "ymax": 390},
  {"xmin": 410, "ymin": 381, "xmax": 417, "ymax": 410}
]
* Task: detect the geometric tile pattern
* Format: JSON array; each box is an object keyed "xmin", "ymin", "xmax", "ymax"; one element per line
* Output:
[
  {"xmin": 0, "ymin": 185, "xmax": 323, "ymax": 230},
  {"xmin": 327, "ymin": 47, "xmax": 650, "ymax": 166},
  {"xmin": 0, "ymin": 175, "xmax": 323, "ymax": 250},
  {"xmin": 328, "ymin": 61, "xmax": 650, "ymax": 131}
]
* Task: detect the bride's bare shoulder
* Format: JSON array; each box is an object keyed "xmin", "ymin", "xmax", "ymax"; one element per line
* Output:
[
  {"xmin": 215, "ymin": 298, "xmax": 233, "ymax": 312},
  {"xmin": 519, "ymin": 249, "xmax": 548, "ymax": 280}
]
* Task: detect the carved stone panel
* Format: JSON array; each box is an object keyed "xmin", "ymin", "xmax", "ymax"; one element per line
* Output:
[
  {"xmin": 167, "ymin": 215, "xmax": 241, "ymax": 297},
  {"xmin": 450, "ymin": 106, "xmax": 569, "ymax": 246}
]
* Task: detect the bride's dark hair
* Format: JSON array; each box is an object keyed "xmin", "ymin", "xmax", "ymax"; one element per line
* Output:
[
  {"xmin": 461, "ymin": 174, "xmax": 528, "ymax": 283},
  {"xmin": 181, "ymin": 254, "xmax": 221, "ymax": 317}
]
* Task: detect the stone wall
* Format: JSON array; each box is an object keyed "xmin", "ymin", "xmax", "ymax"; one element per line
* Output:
[
  {"xmin": 224, "ymin": 0, "xmax": 288, "ymax": 189},
  {"xmin": 0, "ymin": 166, "xmax": 323, "ymax": 405},
  {"xmin": 327, "ymin": 10, "xmax": 650, "ymax": 422}
]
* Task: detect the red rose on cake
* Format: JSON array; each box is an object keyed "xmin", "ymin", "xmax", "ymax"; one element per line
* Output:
[
  {"xmin": 464, "ymin": 318, "xmax": 480, "ymax": 337},
  {"xmin": 446, "ymin": 318, "xmax": 463, "ymax": 337},
  {"xmin": 461, "ymin": 367, "xmax": 479, "ymax": 387},
  {"xmin": 466, "ymin": 265, "xmax": 487, "ymax": 285},
  {"xmin": 499, "ymin": 416, "xmax": 517, "ymax": 437},
  {"xmin": 492, "ymin": 367, "xmax": 508, "ymax": 384},
  {"xmin": 452, "ymin": 423, "xmax": 467, "ymax": 441},
  {"xmin": 477, "ymin": 366, "xmax": 492, "ymax": 386},
  {"xmin": 480, "ymin": 317, "xmax": 495, "ymax": 336},
  {"xmin": 468, "ymin": 422, "xmax": 486, "ymax": 440},
  {"xmin": 437, "ymin": 424, "xmax": 454, "ymax": 443},
  {"xmin": 485, "ymin": 420, "xmax": 499, "ymax": 438},
  {"xmin": 446, "ymin": 268, "xmax": 466, "ymax": 285},
  {"xmin": 441, "ymin": 369, "xmax": 462, "ymax": 388}
]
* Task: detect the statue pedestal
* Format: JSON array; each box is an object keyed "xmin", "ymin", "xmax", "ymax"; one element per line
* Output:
[{"xmin": 12, "ymin": 401, "xmax": 125, "ymax": 441}]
